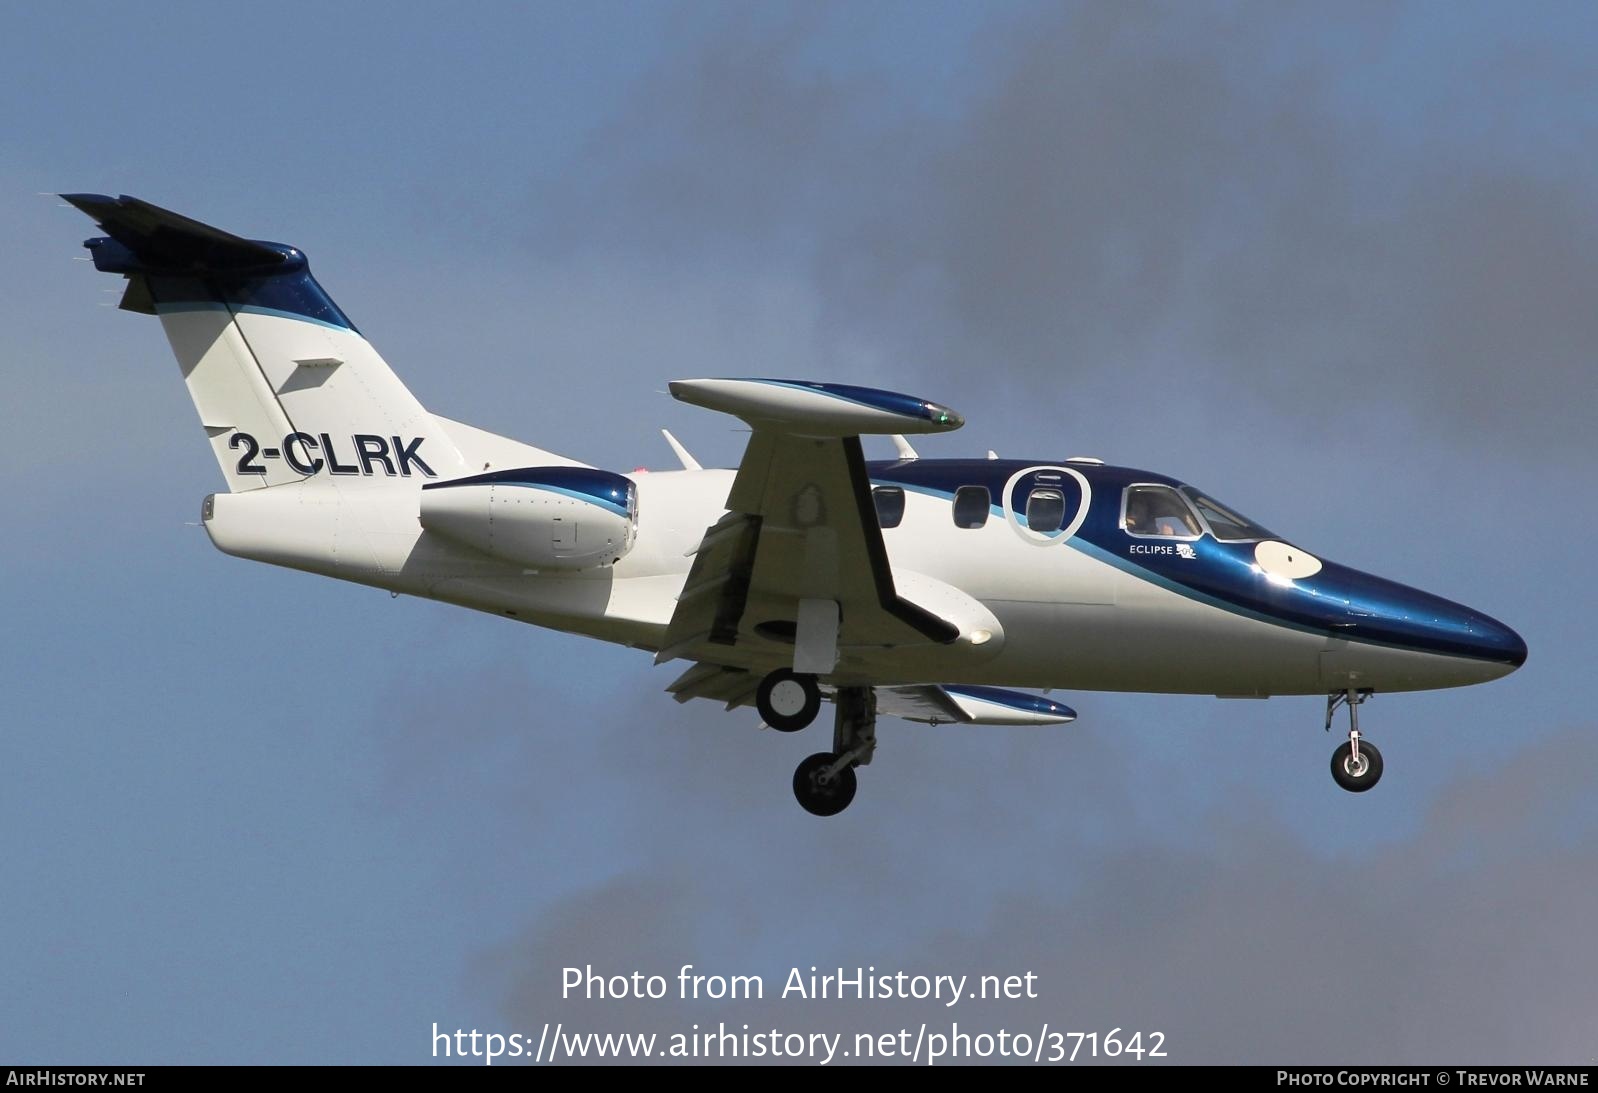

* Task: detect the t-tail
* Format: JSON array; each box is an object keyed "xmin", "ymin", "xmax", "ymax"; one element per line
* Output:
[{"xmin": 64, "ymin": 193, "xmax": 473, "ymax": 491}]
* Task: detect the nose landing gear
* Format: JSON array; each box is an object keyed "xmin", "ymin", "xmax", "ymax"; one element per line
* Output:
[{"xmin": 1326, "ymin": 689, "xmax": 1382, "ymax": 793}]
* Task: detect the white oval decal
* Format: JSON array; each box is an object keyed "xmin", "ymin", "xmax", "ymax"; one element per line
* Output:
[
  {"xmin": 1002, "ymin": 466, "xmax": 1092, "ymax": 547},
  {"xmin": 1255, "ymin": 539, "xmax": 1323, "ymax": 579}
]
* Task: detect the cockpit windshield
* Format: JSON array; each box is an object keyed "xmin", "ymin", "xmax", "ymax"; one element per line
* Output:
[{"xmin": 1179, "ymin": 487, "xmax": 1274, "ymax": 541}]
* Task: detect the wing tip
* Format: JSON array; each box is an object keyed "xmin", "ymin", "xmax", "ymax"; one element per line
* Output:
[{"xmin": 669, "ymin": 377, "xmax": 964, "ymax": 436}]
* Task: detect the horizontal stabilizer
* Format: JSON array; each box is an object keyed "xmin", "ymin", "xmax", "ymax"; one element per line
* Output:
[{"xmin": 62, "ymin": 193, "xmax": 289, "ymax": 273}]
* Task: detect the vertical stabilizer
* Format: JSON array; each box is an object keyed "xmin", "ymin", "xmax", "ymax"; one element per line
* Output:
[{"xmin": 64, "ymin": 194, "xmax": 466, "ymax": 491}]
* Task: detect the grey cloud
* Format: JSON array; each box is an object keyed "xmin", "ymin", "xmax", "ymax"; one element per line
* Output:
[
  {"xmin": 530, "ymin": 3, "xmax": 1598, "ymax": 456},
  {"xmin": 483, "ymin": 729, "xmax": 1598, "ymax": 1063},
  {"xmin": 374, "ymin": 5, "xmax": 1598, "ymax": 1066}
]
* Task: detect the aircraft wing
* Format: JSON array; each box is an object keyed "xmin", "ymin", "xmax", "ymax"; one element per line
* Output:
[
  {"xmin": 664, "ymin": 665, "xmax": 1077, "ymax": 727},
  {"xmin": 658, "ymin": 378, "xmax": 967, "ymax": 673},
  {"xmin": 875, "ymin": 684, "xmax": 1076, "ymax": 726}
]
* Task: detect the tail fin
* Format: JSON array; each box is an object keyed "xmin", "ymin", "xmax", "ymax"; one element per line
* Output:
[{"xmin": 64, "ymin": 194, "xmax": 466, "ymax": 491}]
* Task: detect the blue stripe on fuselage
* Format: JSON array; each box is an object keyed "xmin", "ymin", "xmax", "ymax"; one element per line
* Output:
[
  {"xmin": 866, "ymin": 458, "xmax": 1522, "ymax": 666},
  {"xmin": 423, "ymin": 466, "xmax": 634, "ymax": 519}
]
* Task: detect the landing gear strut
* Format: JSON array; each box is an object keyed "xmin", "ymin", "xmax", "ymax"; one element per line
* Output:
[
  {"xmin": 1326, "ymin": 688, "xmax": 1382, "ymax": 793},
  {"xmin": 791, "ymin": 686, "xmax": 876, "ymax": 816},
  {"xmin": 756, "ymin": 668, "xmax": 821, "ymax": 732}
]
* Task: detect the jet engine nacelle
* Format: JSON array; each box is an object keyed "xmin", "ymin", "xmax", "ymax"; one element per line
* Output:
[{"xmin": 419, "ymin": 467, "xmax": 637, "ymax": 570}]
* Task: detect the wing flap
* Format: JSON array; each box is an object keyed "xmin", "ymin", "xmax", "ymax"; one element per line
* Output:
[
  {"xmin": 667, "ymin": 674, "xmax": 1077, "ymax": 727},
  {"xmin": 657, "ymin": 512, "xmax": 762, "ymax": 664},
  {"xmin": 874, "ymin": 684, "xmax": 973, "ymax": 725}
]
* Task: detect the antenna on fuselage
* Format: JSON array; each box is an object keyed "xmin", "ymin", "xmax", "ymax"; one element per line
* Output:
[
  {"xmin": 890, "ymin": 435, "xmax": 919, "ymax": 461},
  {"xmin": 661, "ymin": 429, "xmax": 702, "ymax": 471}
]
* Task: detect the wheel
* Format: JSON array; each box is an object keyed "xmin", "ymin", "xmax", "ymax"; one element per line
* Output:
[
  {"xmin": 1331, "ymin": 740, "xmax": 1383, "ymax": 793},
  {"xmin": 756, "ymin": 668, "xmax": 821, "ymax": 732},
  {"xmin": 793, "ymin": 752, "xmax": 858, "ymax": 816}
]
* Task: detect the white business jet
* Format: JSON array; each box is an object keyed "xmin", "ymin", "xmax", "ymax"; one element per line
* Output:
[{"xmin": 64, "ymin": 195, "xmax": 1526, "ymax": 815}]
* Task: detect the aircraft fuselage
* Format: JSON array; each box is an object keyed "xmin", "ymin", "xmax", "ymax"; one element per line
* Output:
[{"xmin": 201, "ymin": 453, "xmax": 1524, "ymax": 698}]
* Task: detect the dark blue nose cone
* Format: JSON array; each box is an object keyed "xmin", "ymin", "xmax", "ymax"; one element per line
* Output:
[
  {"xmin": 1297, "ymin": 561, "xmax": 1526, "ymax": 672},
  {"xmin": 1468, "ymin": 612, "xmax": 1528, "ymax": 668}
]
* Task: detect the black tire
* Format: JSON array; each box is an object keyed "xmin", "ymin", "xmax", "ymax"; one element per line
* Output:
[
  {"xmin": 1331, "ymin": 740, "xmax": 1383, "ymax": 793},
  {"xmin": 793, "ymin": 752, "xmax": 858, "ymax": 816},
  {"xmin": 756, "ymin": 669, "xmax": 821, "ymax": 733}
]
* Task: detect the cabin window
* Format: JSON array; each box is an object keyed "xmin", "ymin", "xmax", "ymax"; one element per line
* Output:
[
  {"xmin": 872, "ymin": 486, "xmax": 906, "ymax": 529},
  {"xmin": 952, "ymin": 485, "xmax": 990, "ymax": 529},
  {"xmin": 1026, "ymin": 488, "xmax": 1067, "ymax": 533},
  {"xmin": 1180, "ymin": 487, "xmax": 1274, "ymax": 542},
  {"xmin": 1123, "ymin": 484, "xmax": 1202, "ymax": 538}
]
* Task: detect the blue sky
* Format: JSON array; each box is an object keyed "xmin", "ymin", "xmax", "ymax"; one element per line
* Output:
[{"xmin": 2, "ymin": 2, "xmax": 1594, "ymax": 1064}]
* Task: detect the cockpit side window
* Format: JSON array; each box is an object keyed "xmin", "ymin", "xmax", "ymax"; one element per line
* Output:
[
  {"xmin": 1180, "ymin": 487, "xmax": 1274, "ymax": 541},
  {"xmin": 1123, "ymin": 484, "xmax": 1202, "ymax": 539}
]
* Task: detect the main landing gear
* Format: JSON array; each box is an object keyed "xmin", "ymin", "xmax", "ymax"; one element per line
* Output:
[
  {"xmin": 1325, "ymin": 689, "xmax": 1382, "ymax": 793},
  {"xmin": 792, "ymin": 685, "xmax": 876, "ymax": 817},
  {"xmin": 756, "ymin": 668, "xmax": 822, "ymax": 733},
  {"xmin": 757, "ymin": 667, "xmax": 876, "ymax": 817},
  {"xmin": 793, "ymin": 752, "xmax": 856, "ymax": 817}
]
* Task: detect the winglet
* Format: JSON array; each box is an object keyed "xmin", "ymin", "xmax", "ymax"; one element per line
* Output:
[{"xmin": 661, "ymin": 429, "xmax": 702, "ymax": 471}]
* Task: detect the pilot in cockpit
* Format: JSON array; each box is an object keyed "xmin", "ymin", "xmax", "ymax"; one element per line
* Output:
[
  {"xmin": 1127, "ymin": 489, "xmax": 1200, "ymax": 537},
  {"xmin": 1125, "ymin": 495, "xmax": 1153, "ymax": 535}
]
